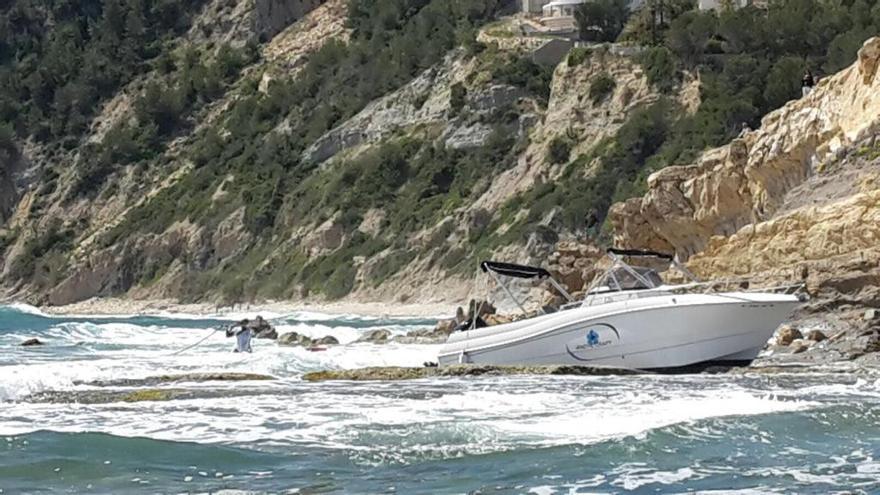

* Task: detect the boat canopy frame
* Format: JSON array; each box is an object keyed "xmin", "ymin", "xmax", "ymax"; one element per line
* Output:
[
  {"xmin": 476, "ymin": 248, "xmax": 696, "ymax": 321},
  {"xmin": 468, "ymin": 248, "xmax": 806, "ymax": 331}
]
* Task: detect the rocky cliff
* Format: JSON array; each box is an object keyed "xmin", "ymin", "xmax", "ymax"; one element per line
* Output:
[
  {"xmin": 608, "ymin": 38, "xmax": 880, "ymax": 362},
  {"xmin": 1, "ymin": 0, "xmax": 878, "ymax": 316},
  {"xmin": 611, "ymin": 38, "xmax": 880, "ymax": 258}
]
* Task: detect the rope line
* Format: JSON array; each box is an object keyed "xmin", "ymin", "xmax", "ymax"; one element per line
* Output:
[{"xmin": 169, "ymin": 327, "xmax": 224, "ymax": 356}]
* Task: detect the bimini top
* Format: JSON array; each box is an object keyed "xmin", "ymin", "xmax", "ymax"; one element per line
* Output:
[{"xmin": 480, "ymin": 261, "xmax": 551, "ymax": 280}]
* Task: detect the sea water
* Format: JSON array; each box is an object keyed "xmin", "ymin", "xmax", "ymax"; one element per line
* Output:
[{"xmin": 0, "ymin": 304, "xmax": 878, "ymax": 494}]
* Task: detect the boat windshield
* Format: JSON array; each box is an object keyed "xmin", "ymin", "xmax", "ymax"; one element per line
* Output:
[{"xmin": 603, "ymin": 266, "xmax": 665, "ymax": 291}]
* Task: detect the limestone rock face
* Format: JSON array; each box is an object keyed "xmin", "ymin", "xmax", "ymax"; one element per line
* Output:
[
  {"xmin": 299, "ymin": 54, "xmax": 482, "ymax": 164},
  {"xmin": 546, "ymin": 240, "xmax": 604, "ymax": 293},
  {"xmin": 608, "ymin": 38, "xmax": 880, "ymax": 363},
  {"xmin": 253, "ymin": 0, "xmax": 325, "ymax": 41},
  {"xmin": 612, "ymin": 37, "xmax": 880, "ymax": 258},
  {"xmin": 686, "ymin": 188, "xmax": 880, "ymax": 307},
  {"xmin": 474, "ymin": 50, "xmax": 662, "ymax": 211}
]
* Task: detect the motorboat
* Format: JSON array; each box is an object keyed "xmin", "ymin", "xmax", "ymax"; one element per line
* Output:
[{"xmin": 438, "ymin": 249, "xmax": 805, "ymax": 371}]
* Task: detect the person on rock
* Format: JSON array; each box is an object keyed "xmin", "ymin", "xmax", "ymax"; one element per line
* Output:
[
  {"xmin": 226, "ymin": 319, "xmax": 254, "ymax": 353},
  {"xmin": 802, "ymin": 69, "xmax": 815, "ymax": 97}
]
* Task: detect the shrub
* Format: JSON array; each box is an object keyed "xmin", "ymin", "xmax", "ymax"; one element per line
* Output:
[
  {"xmin": 450, "ymin": 82, "xmax": 467, "ymax": 115},
  {"xmin": 763, "ymin": 56, "xmax": 804, "ymax": 111},
  {"xmin": 575, "ymin": 0, "xmax": 631, "ymax": 42},
  {"xmin": 547, "ymin": 136, "xmax": 573, "ymax": 164},
  {"xmin": 589, "ymin": 72, "xmax": 616, "ymax": 104},
  {"xmin": 567, "ymin": 47, "xmax": 592, "ymax": 67},
  {"xmin": 639, "ymin": 47, "xmax": 678, "ymax": 91},
  {"xmin": 490, "ymin": 55, "xmax": 555, "ymax": 102}
]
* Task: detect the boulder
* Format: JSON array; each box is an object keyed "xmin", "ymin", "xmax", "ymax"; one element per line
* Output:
[
  {"xmin": 278, "ymin": 332, "xmax": 313, "ymax": 347},
  {"xmin": 775, "ymin": 325, "xmax": 803, "ymax": 346},
  {"xmin": 357, "ymin": 329, "xmax": 392, "ymax": 344},
  {"xmin": 20, "ymin": 338, "xmax": 43, "ymax": 347},
  {"xmin": 805, "ymin": 330, "xmax": 828, "ymax": 342},
  {"xmin": 434, "ymin": 318, "xmax": 457, "ymax": 335},
  {"xmin": 541, "ymin": 292, "xmax": 567, "ymax": 311},
  {"xmin": 392, "ymin": 327, "xmax": 449, "ymax": 344},
  {"xmin": 314, "ymin": 336, "xmax": 339, "ymax": 346},
  {"xmin": 241, "ymin": 316, "xmax": 277, "ymax": 340},
  {"xmin": 790, "ymin": 339, "xmax": 810, "ymax": 354},
  {"xmin": 466, "ymin": 299, "xmax": 496, "ymax": 319},
  {"xmin": 846, "ymin": 331, "xmax": 880, "ymax": 359},
  {"xmin": 484, "ymin": 314, "xmax": 514, "ymax": 326}
]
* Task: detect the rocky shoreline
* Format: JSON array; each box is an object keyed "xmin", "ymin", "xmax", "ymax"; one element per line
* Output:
[
  {"xmin": 21, "ymin": 363, "xmax": 880, "ymax": 405},
  {"xmin": 31, "ymin": 297, "xmax": 454, "ymax": 319}
]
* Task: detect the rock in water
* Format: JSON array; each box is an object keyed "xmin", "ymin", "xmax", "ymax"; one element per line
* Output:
[
  {"xmin": 81, "ymin": 373, "xmax": 276, "ymax": 387},
  {"xmin": 278, "ymin": 332, "xmax": 313, "ymax": 347},
  {"xmin": 314, "ymin": 336, "xmax": 339, "ymax": 346},
  {"xmin": 20, "ymin": 338, "xmax": 43, "ymax": 347},
  {"xmin": 356, "ymin": 329, "xmax": 392, "ymax": 343},
  {"xmin": 303, "ymin": 365, "xmax": 643, "ymax": 382},
  {"xmin": 244, "ymin": 316, "xmax": 277, "ymax": 339}
]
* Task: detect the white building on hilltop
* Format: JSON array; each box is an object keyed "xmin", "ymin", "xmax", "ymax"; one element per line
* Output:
[
  {"xmin": 542, "ymin": 0, "xmax": 587, "ymax": 17},
  {"xmin": 520, "ymin": 0, "xmax": 554, "ymax": 14},
  {"xmin": 519, "ymin": 0, "xmax": 586, "ymax": 33},
  {"xmin": 520, "ymin": 0, "xmax": 645, "ymax": 34}
]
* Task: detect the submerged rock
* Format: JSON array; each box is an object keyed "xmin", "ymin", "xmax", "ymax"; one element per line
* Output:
[
  {"xmin": 302, "ymin": 364, "xmax": 642, "ymax": 382},
  {"xmin": 80, "ymin": 373, "xmax": 275, "ymax": 387},
  {"xmin": 20, "ymin": 338, "xmax": 43, "ymax": 347},
  {"xmin": 313, "ymin": 336, "xmax": 339, "ymax": 346},
  {"xmin": 392, "ymin": 327, "xmax": 450, "ymax": 344},
  {"xmin": 356, "ymin": 329, "xmax": 392, "ymax": 343},
  {"xmin": 278, "ymin": 331, "xmax": 313, "ymax": 347},
  {"xmin": 26, "ymin": 387, "xmax": 269, "ymax": 404},
  {"xmin": 278, "ymin": 332, "xmax": 338, "ymax": 347}
]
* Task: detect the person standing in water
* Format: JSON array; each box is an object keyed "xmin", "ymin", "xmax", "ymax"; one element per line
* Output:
[{"xmin": 226, "ymin": 319, "xmax": 254, "ymax": 353}]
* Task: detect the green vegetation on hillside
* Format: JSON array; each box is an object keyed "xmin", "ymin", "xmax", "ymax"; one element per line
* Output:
[
  {"xmin": 628, "ymin": 0, "xmax": 880, "ymax": 183},
  {"xmin": 71, "ymin": 42, "xmax": 257, "ymax": 198},
  {"xmin": 4, "ymin": 0, "xmax": 880, "ymax": 303},
  {"xmin": 0, "ymin": 0, "xmax": 206, "ymax": 143},
  {"xmin": 98, "ymin": 0, "xmax": 510, "ymax": 300},
  {"xmin": 500, "ymin": 0, "xmax": 880, "ymax": 244}
]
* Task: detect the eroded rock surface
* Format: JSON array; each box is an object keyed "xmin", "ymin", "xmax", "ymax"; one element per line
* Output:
[{"xmin": 302, "ymin": 364, "xmax": 643, "ymax": 382}]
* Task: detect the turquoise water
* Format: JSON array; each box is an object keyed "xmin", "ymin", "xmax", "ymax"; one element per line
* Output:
[{"xmin": 1, "ymin": 304, "xmax": 879, "ymax": 494}]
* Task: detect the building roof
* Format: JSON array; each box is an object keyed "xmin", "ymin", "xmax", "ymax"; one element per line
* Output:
[{"xmin": 544, "ymin": 0, "xmax": 586, "ymax": 6}]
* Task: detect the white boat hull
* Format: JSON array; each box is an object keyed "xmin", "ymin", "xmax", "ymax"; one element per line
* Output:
[{"xmin": 438, "ymin": 292, "xmax": 800, "ymax": 371}]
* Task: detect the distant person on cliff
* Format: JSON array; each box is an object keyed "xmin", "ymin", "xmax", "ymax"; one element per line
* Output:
[
  {"xmin": 226, "ymin": 319, "xmax": 254, "ymax": 353},
  {"xmin": 802, "ymin": 70, "xmax": 815, "ymax": 97}
]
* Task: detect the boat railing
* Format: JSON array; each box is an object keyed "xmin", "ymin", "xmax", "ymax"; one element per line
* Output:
[{"xmin": 562, "ymin": 279, "xmax": 806, "ymax": 310}]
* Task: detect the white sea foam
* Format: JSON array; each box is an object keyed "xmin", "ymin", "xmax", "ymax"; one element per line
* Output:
[
  {"xmin": 3, "ymin": 307, "xmax": 880, "ymax": 485},
  {"xmin": 3, "ymin": 302, "xmax": 49, "ymax": 316}
]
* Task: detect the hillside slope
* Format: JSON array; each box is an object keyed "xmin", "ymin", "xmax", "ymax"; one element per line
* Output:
[{"xmin": 1, "ymin": 0, "xmax": 879, "ymax": 308}]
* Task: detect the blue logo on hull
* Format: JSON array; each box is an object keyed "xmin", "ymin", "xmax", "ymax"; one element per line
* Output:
[{"xmin": 587, "ymin": 329, "xmax": 600, "ymax": 347}]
